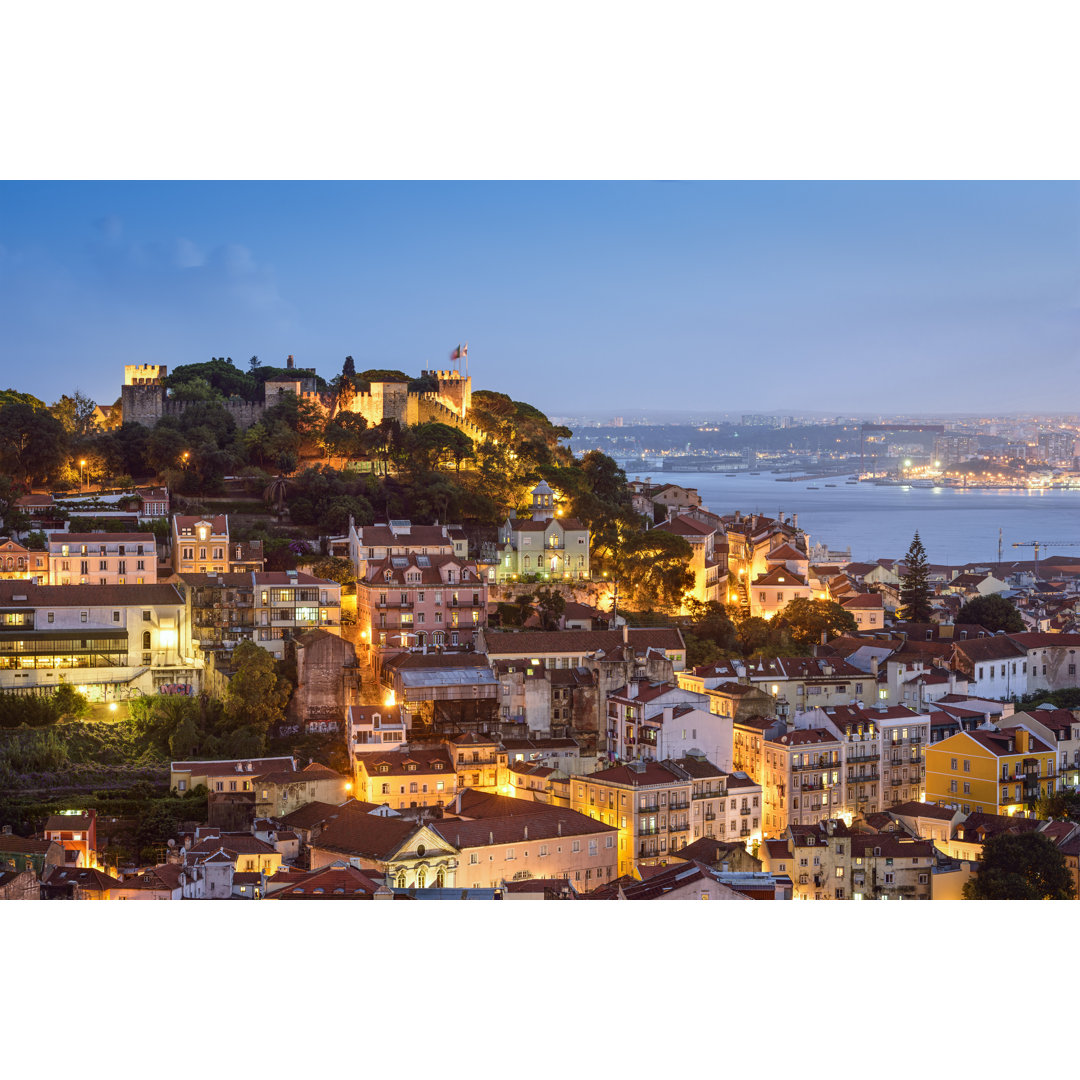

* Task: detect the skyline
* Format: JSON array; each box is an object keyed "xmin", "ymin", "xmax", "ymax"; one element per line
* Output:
[{"xmin": 2, "ymin": 181, "xmax": 1078, "ymax": 416}]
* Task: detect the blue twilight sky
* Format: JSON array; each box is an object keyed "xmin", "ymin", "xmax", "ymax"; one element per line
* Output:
[{"xmin": 1, "ymin": 181, "xmax": 1077, "ymax": 418}]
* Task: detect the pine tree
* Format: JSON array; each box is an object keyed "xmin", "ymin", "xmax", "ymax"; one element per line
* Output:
[{"xmin": 898, "ymin": 531, "xmax": 932, "ymax": 622}]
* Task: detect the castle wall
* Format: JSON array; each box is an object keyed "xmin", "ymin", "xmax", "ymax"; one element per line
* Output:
[
  {"xmin": 121, "ymin": 384, "xmax": 166, "ymax": 427},
  {"xmin": 124, "ymin": 364, "xmax": 167, "ymax": 386}
]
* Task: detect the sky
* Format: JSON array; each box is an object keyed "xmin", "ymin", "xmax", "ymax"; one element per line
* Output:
[{"xmin": 1, "ymin": 181, "xmax": 1077, "ymax": 418}]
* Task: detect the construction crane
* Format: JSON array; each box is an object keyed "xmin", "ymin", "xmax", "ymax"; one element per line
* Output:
[{"xmin": 1011, "ymin": 540, "xmax": 1080, "ymax": 579}]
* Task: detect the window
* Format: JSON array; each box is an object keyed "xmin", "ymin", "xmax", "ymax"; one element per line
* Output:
[
  {"xmin": 963, "ymin": 760, "xmax": 970, "ymax": 772},
  {"xmin": 572, "ymin": 840, "xmax": 581, "ymax": 853}
]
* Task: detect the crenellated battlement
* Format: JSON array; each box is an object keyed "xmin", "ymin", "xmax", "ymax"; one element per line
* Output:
[{"xmin": 124, "ymin": 363, "xmax": 167, "ymax": 386}]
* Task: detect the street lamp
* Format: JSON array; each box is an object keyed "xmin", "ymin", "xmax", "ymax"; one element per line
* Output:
[{"xmin": 79, "ymin": 459, "xmax": 87, "ymax": 492}]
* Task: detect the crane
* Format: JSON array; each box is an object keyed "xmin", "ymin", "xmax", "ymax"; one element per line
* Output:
[{"xmin": 1011, "ymin": 540, "xmax": 1080, "ymax": 579}]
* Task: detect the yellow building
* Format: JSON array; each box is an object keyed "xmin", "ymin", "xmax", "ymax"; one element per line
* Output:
[
  {"xmin": 355, "ymin": 746, "xmax": 457, "ymax": 810},
  {"xmin": 924, "ymin": 726, "xmax": 1057, "ymax": 817}
]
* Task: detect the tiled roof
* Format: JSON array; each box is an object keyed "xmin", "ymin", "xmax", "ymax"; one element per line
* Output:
[
  {"xmin": 0, "ymin": 834, "xmax": 55, "ymax": 854},
  {"xmin": 45, "ymin": 814, "xmax": 93, "ymax": 832},
  {"xmin": 172, "ymin": 756, "xmax": 295, "ymax": 778},
  {"xmin": 842, "ymin": 593, "xmax": 884, "ymax": 609},
  {"xmin": 582, "ymin": 761, "xmax": 687, "ymax": 786},
  {"xmin": 173, "ymin": 515, "xmax": 228, "ymax": 534},
  {"xmin": 309, "ymin": 806, "xmax": 421, "ymax": 861},
  {"xmin": 43, "ymin": 866, "xmax": 121, "ymax": 890},
  {"xmin": 355, "ymin": 747, "xmax": 454, "ymax": 776},
  {"xmin": 848, "ymin": 836, "xmax": 935, "ymax": 859},
  {"xmin": 1009, "ymin": 632, "xmax": 1080, "ymax": 649},
  {"xmin": 888, "ymin": 801, "xmax": 958, "ymax": 821},
  {"xmin": 188, "ymin": 834, "xmax": 279, "ymax": 857},
  {"xmin": 953, "ymin": 637, "xmax": 1028, "ymax": 663},
  {"xmin": 430, "ymin": 806, "xmax": 614, "ymax": 850},
  {"xmin": 0, "ymin": 582, "xmax": 184, "ymax": 607},
  {"xmin": 481, "ymin": 628, "xmax": 685, "ymax": 656},
  {"xmin": 356, "ymin": 524, "xmax": 458, "ymax": 548},
  {"xmin": 272, "ymin": 863, "xmax": 384, "ymax": 899}
]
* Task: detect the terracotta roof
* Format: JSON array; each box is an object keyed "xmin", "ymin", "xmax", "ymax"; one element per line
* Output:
[
  {"xmin": 1009, "ymin": 632, "xmax": 1080, "ymax": 649},
  {"xmin": 272, "ymin": 863, "xmax": 384, "ymax": 899},
  {"xmin": 355, "ymin": 747, "xmax": 454, "ymax": 777},
  {"xmin": 842, "ymin": 593, "xmax": 884, "ymax": 609},
  {"xmin": 653, "ymin": 515, "xmax": 716, "ymax": 537},
  {"xmin": 582, "ymin": 761, "xmax": 687, "ymax": 786},
  {"xmin": 172, "ymin": 756, "xmax": 295, "ymax": 778},
  {"xmin": 188, "ymin": 834, "xmax": 279, "ymax": 857},
  {"xmin": 752, "ymin": 565, "xmax": 807, "ymax": 587},
  {"xmin": 43, "ymin": 866, "xmax": 121, "ymax": 891},
  {"xmin": 769, "ymin": 728, "xmax": 839, "ymax": 748},
  {"xmin": 953, "ymin": 637, "xmax": 1028, "ymax": 663},
  {"xmin": 430, "ymin": 807, "xmax": 615, "ymax": 850},
  {"xmin": 673, "ymin": 837, "xmax": 759, "ymax": 866},
  {"xmin": 766, "ymin": 543, "xmax": 807, "ymax": 562},
  {"xmin": 848, "ymin": 836, "xmax": 935, "ymax": 860},
  {"xmin": 481, "ymin": 628, "xmax": 685, "ymax": 656},
  {"xmin": 173, "ymin": 515, "xmax": 228, "ymax": 534},
  {"xmin": 0, "ymin": 835, "xmax": 55, "ymax": 854},
  {"xmin": 45, "ymin": 814, "xmax": 93, "ymax": 832},
  {"xmin": 356, "ymin": 524, "xmax": 458, "ymax": 548},
  {"xmin": 0, "ymin": 582, "xmax": 184, "ymax": 607},
  {"xmin": 311, "ymin": 805, "xmax": 420, "ymax": 860},
  {"xmin": 888, "ymin": 801, "xmax": 958, "ymax": 821}
]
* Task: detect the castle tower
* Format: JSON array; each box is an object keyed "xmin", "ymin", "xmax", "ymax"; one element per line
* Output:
[{"xmin": 530, "ymin": 479, "xmax": 554, "ymax": 521}]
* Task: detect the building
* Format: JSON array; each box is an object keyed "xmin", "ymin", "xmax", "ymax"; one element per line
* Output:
[
  {"xmin": 0, "ymin": 829, "xmax": 62, "ymax": 876},
  {"xmin": 43, "ymin": 811, "xmax": 97, "ymax": 868},
  {"xmin": 183, "ymin": 570, "xmax": 342, "ymax": 662},
  {"xmin": 949, "ymin": 636, "xmax": 1029, "ymax": 700},
  {"xmin": 171, "ymin": 516, "xmax": 264, "ymax": 575},
  {"xmin": 42, "ymin": 865, "xmax": 122, "ymax": 899},
  {"xmin": 379, "ymin": 651, "xmax": 499, "ymax": 735},
  {"xmin": 46, "ymin": 532, "xmax": 157, "ymax": 585},
  {"xmin": 0, "ymin": 539, "xmax": 48, "ymax": 581},
  {"xmin": 253, "ymin": 762, "xmax": 351, "ymax": 819},
  {"xmin": 847, "ymin": 834, "xmax": 935, "ymax": 899},
  {"xmin": 357, "ymin": 551, "xmax": 487, "ymax": 650},
  {"xmin": 354, "ymin": 746, "xmax": 457, "ymax": 811},
  {"xmin": 332, "ymin": 518, "xmax": 469, "ymax": 584},
  {"xmin": 1009, "ymin": 632, "xmax": 1080, "ymax": 694},
  {"xmin": 762, "ymin": 728, "xmax": 843, "ymax": 836},
  {"xmin": 0, "ymin": 581, "xmax": 198, "ymax": 700},
  {"xmin": 924, "ymin": 725, "xmax": 1058, "ymax": 817},
  {"xmin": 170, "ymin": 756, "xmax": 297, "ymax": 794},
  {"xmin": 651, "ymin": 514, "xmax": 722, "ymax": 609},
  {"xmin": 347, "ymin": 703, "xmax": 408, "ymax": 756},
  {"xmin": 604, "ymin": 678, "xmax": 718, "ymax": 764},
  {"xmin": 429, "ymin": 801, "xmax": 619, "ymax": 893},
  {"xmin": 447, "ymin": 731, "xmax": 510, "ymax": 793},
  {"xmin": 496, "ymin": 481, "xmax": 591, "ymax": 582},
  {"xmin": 841, "ymin": 592, "xmax": 885, "ymax": 630}
]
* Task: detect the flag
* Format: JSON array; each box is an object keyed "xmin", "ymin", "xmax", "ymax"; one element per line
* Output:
[{"xmin": 451, "ymin": 345, "xmax": 462, "ymax": 361}]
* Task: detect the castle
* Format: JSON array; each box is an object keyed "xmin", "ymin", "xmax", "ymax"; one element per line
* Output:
[{"xmin": 120, "ymin": 357, "xmax": 485, "ymax": 442}]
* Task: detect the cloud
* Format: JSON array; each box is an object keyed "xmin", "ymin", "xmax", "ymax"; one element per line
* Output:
[
  {"xmin": 95, "ymin": 214, "xmax": 123, "ymax": 243},
  {"xmin": 174, "ymin": 238, "xmax": 205, "ymax": 269}
]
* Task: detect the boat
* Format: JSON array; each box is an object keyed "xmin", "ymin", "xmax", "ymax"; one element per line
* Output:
[
  {"xmin": 749, "ymin": 471, "xmax": 761, "ymax": 475},
  {"xmin": 806, "ymin": 485, "xmax": 820, "ymax": 490},
  {"xmin": 724, "ymin": 473, "xmax": 737, "ymax": 477},
  {"xmin": 845, "ymin": 480, "xmax": 858, "ymax": 485},
  {"xmin": 824, "ymin": 483, "xmax": 837, "ymax": 488}
]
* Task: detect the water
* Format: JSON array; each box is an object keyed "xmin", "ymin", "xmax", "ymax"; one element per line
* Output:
[{"xmin": 629, "ymin": 469, "xmax": 1080, "ymax": 564}]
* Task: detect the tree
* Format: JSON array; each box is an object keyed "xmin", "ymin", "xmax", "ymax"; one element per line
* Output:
[
  {"xmin": 223, "ymin": 641, "xmax": 291, "ymax": 752},
  {"xmin": 1035, "ymin": 787, "xmax": 1080, "ymax": 822},
  {"xmin": 50, "ymin": 391, "xmax": 98, "ymax": 438},
  {"xmin": 962, "ymin": 831, "xmax": 1072, "ymax": 899},
  {"xmin": 898, "ymin": 531, "xmax": 932, "ymax": 622},
  {"xmin": 51, "ymin": 684, "xmax": 91, "ymax": 722},
  {"xmin": 956, "ymin": 594, "xmax": 1025, "ymax": 633},
  {"xmin": 684, "ymin": 599, "xmax": 740, "ymax": 654},
  {"xmin": 264, "ymin": 474, "xmax": 290, "ymax": 519},
  {"xmin": 532, "ymin": 586, "xmax": 567, "ymax": 630},
  {"xmin": 776, "ymin": 597, "xmax": 857, "ymax": 650},
  {"xmin": 0, "ymin": 402, "xmax": 68, "ymax": 486},
  {"xmin": 296, "ymin": 555, "xmax": 355, "ymax": 587},
  {"xmin": 616, "ymin": 528, "xmax": 695, "ymax": 613},
  {"xmin": 249, "ymin": 355, "xmax": 261, "ymax": 373}
]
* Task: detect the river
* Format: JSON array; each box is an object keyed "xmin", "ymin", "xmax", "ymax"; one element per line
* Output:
[{"xmin": 623, "ymin": 469, "xmax": 1080, "ymax": 565}]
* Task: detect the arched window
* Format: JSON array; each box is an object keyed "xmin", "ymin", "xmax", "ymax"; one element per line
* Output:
[
  {"xmin": 416, "ymin": 867, "xmax": 426, "ymax": 889},
  {"xmin": 142, "ymin": 630, "xmax": 151, "ymax": 650},
  {"xmin": 436, "ymin": 867, "xmax": 445, "ymax": 887},
  {"xmin": 416, "ymin": 632, "xmax": 425, "ymax": 646},
  {"xmin": 396, "ymin": 870, "xmax": 406, "ymax": 888}
]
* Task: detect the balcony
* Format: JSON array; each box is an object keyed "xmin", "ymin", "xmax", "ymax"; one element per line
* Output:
[
  {"xmin": 693, "ymin": 789, "xmax": 725, "ymax": 801},
  {"xmin": 739, "ymin": 828, "xmax": 751, "ymax": 837},
  {"xmin": 704, "ymin": 812, "xmax": 717, "ymax": 821},
  {"xmin": 846, "ymin": 752, "xmax": 879, "ymax": 764},
  {"xmin": 638, "ymin": 804, "xmax": 660, "ymax": 815},
  {"xmin": 739, "ymin": 806, "xmax": 751, "ymax": 816},
  {"xmin": 669, "ymin": 801, "xmax": 690, "ymax": 811},
  {"xmin": 847, "ymin": 772, "xmax": 879, "ymax": 784},
  {"xmin": 638, "ymin": 825, "xmax": 661, "ymax": 836}
]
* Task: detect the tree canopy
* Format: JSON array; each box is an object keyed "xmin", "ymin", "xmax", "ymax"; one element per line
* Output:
[
  {"xmin": 962, "ymin": 831, "xmax": 1072, "ymax": 899},
  {"xmin": 956, "ymin": 594, "xmax": 1025, "ymax": 633}
]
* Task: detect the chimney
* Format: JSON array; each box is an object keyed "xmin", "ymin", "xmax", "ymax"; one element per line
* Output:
[
  {"xmin": 524, "ymin": 825, "xmax": 529, "ymax": 840},
  {"xmin": 622, "ymin": 624, "xmax": 629, "ymax": 645},
  {"xmin": 1016, "ymin": 729, "xmax": 1029, "ymax": 754},
  {"xmin": 489, "ymin": 831, "xmax": 494, "ymax": 845},
  {"xmin": 557, "ymin": 821, "xmax": 562, "ymax": 836}
]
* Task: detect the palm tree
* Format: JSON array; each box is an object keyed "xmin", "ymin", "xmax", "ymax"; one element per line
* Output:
[{"xmin": 264, "ymin": 474, "xmax": 289, "ymax": 520}]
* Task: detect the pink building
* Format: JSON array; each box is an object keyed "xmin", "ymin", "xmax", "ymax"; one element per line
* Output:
[
  {"xmin": 358, "ymin": 552, "xmax": 488, "ymax": 650},
  {"xmin": 46, "ymin": 532, "xmax": 158, "ymax": 585}
]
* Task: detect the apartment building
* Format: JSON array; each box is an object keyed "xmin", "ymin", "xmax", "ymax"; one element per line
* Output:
[
  {"xmin": 0, "ymin": 581, "xmax": 197, "ymax": 699},
  {"xmin": 354, "ymin": 746, "xmax": 457, "ymax": 811},
  {"xmin": 46, "ymin": 532, "xmax": 157, "ymax": 585},
  {"xmin": 332, "ymin": 517, "xmax": 468, "ymax": 582},
  {"xmin": 171, "ymin": 515, "xmax": 264, "ymax": 575},
  {"xmin": 603, "ymin": 678, "xmax": 718, "ymax": 765},
  {"xmin": 0, "ymin": 538, "xmax": 48, "ymax": 581},
  {"xmin": 357, "ymin": 551, "xmax": 487, "ymax": 650},
  {"xmin": 925, "ymin": 725, "xmax": 1057, "ymax": 816},
  {"xmin": 762, "ymin": 728, "xmax": 843, "ymax": 837},
  {"xmin": 183, "ymin": 570, "xmax": 341, "ymax": 661}
]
